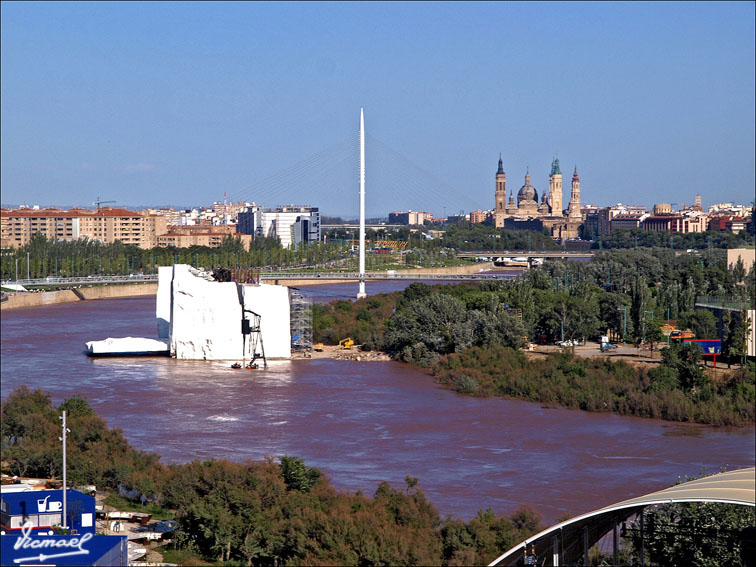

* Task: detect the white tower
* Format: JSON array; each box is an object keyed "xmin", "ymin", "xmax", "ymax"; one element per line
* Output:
[{"xmin": 357, "ymin": 109, "xmax": 367, "ymax": 299}]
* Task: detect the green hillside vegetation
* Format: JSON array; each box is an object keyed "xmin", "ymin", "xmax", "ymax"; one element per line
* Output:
[{"xmin": 1, "ymin": 388, "xmax": 542, "ymax": 566}]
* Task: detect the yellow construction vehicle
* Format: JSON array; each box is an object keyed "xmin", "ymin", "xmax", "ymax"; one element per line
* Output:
[
  {"xmin": 314, "ymin": 343, "xmax": 324, "ymax": 352},
  {"xmin": 339, "ymin": 337, "xmax": 354, "ymax": 350}
]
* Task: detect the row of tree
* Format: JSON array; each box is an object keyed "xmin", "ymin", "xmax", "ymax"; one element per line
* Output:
[
  {"xmin": 0, "ymin": 233, "xmax": 349, "ymax": 280},
  {"xmin": 590, "ymin": 226, "xmax": 754, "ymax": 250},
  {"xmin": 315, "ymin": 247, "xmax": 754, "ymax": 366},
  {"xmin": 1, "ymin": 387, "xmax": 543, "ymax": 566}
]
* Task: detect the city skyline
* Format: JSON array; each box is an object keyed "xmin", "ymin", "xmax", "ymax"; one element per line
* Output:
[{"xmin": 1, "ymin": 2, "xmax": 754, "ymax": 217}]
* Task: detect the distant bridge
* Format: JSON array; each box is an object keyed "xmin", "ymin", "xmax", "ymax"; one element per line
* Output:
[
  {"xmin": 456, "ymin": 250, "xmax": 595, "ymax": 259},
  {"xmin": 322, "ymin": 224, "xmax": 407, "ymax": 230}
]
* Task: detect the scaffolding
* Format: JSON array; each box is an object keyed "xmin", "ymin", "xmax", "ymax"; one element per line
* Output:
[
  {"xmin": 289, "ymin": 288, "xmax": 312, "ymax": 352},
  {"xmin": 242, "ymin": 309, "xmax": 267, "ymax": 369}
]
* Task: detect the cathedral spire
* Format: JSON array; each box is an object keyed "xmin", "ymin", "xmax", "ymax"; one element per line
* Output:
[
  {"xmin": 573, "ymin": 166, "xmax": 579, "ymax": 182},
  {"xmin": 497, "ymin": 154, "xmax": 504, "ymax": 175}
]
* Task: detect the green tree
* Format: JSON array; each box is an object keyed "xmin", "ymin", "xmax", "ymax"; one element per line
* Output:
[
  {"xmin": 660, "ymin": 343, "xmax": 709, "ymax": 393},
  {"xmin": 279, "ymin": 455, "xmax": 322, "ymax": 492},
  {"xmin": 630, "ymin": 275, "xmax": 653, "ymax": 343},
  {"xmin": 724, "ymin": 311, "xmax": 752, "ymax": 366},
  {"xmin": 679, "ymin": 309, "xmax": 719, "ymax": 339}
]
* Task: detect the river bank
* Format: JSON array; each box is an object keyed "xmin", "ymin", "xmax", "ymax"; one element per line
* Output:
[{"xmin": 1, "ymin": 283, "xmax": 158, "ymax": 310}]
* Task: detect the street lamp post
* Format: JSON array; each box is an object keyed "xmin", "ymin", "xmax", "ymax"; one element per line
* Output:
[
  {"xmin": 15, "ymin": 258, "xmax": 19, "ymax": 282},
  {"xmin": 59, "ymin": 411, "xmax": 70, "ymax": 530},
  {"xmin": 618, "ymin": 307, "xmax": 627, "ymax": 347},
  {"xmin": 643, "ymin": 309, "xmax": 654, "ymax": 357},
  {"xmin": 666, "ymin": 307, "xmax": 671, "ymax": 347}
]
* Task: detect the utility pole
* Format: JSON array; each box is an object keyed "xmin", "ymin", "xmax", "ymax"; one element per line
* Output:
[{"xmin": 59, "ymin": 411, "xmax": 70, "ymax": 530}]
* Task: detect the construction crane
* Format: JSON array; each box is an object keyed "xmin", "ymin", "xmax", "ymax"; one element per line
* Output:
[{"xmin": 93, "ymin": 197, "xmax": 116, "ymax": 211}]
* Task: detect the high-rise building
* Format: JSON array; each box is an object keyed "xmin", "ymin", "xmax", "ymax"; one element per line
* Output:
[{"xmin": 237, "ymin": 205, "xmax": 320, "ymax": 248}]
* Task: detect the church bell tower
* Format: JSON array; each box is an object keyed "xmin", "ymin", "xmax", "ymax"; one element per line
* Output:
[
  {"xmin": 567, "ymin": 166, "xmax": 582, "ymax": 219},
  {"xmin": 495, "ymin": 154, "xmax": 507, "ymax": 227},
  {"xmin": 548, "ymin": 157, "xmax": 563, "ymax": 216}
]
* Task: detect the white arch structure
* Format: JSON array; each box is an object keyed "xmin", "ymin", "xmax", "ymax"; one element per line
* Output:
[{"xmin": 489, "ymin": 467, "xmax": 755, "ymax": 566}]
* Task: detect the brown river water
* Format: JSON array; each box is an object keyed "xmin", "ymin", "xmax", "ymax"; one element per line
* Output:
[{"xmin": 1, "ymin": 281, "xmax": 754, "ymax": 523}]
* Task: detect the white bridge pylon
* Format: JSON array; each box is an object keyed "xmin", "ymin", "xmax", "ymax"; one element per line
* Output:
[{"xmin": 357, "ymin": 108, "xmax": 367, "ymax": 299}]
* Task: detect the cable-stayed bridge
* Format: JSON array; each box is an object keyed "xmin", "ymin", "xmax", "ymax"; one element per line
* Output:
[{"xmin": 223, "ymin": 133, "xmax": 482, "ymax": 218}]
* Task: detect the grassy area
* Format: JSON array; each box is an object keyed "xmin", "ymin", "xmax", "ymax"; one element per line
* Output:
[{"xmin": 101, "ymin": 493, "xmax": 175, "ymax": 521}]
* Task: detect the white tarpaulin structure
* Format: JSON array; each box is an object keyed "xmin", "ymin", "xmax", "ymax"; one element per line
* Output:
[
  {"xmin": 162, "ymin": 264, "xmax": 291, "ymax": 360},
  {"xmin": 88, "ymin": 264, "xmax": 291, "ymax": 360}
]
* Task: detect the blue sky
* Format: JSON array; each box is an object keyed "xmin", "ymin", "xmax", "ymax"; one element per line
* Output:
[{"xmin": 1, "ymin": 1, "xmax": 754, "ymax": 218}]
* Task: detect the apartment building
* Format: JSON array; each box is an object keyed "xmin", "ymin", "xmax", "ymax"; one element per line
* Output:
[
  {"xmin": 469, "ymin": 210, "xmax": 491, "ymax": 224},
  {"xmin": 609, "ymin": 213, "xmax": 649, "ymax": 233},
  {"xmin": 388, "ymin": 210, "xmax": 434, "ymax": 225},
  {"xmin": 157, "ymin": 225, "xmax": 253, "ymax": 248},
  {"xmin": 708, "ymin": 216, "xmax": 747, "ymax": 233},
  {"xmin": 0, "ymin": 207, "xmax": 167, "ymax": 249}
]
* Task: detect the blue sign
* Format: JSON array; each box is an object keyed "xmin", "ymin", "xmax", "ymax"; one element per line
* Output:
[
  {"xmin": 1, "ymin": 489, "xmax": 95, "ymax": 536},
  {"xmin": 0, "ymin": 523, "xmax": 127, "ymax": 566},
  {"xmin": 683, "ymin": 339, "xmax": 722, "ymax": 355}
]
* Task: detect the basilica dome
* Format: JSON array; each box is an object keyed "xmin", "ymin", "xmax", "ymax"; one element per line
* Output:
[{"xmin": 517, "ymin": 172, "xmax": 538, "ymax": 204}]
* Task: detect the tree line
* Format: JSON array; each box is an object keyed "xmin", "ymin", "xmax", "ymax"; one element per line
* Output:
[
  {"xmin": 1, "ymin": 232, "xmax": 348, "ymax": 280},
  {"xmin": 316, "ymin": 247, "xmax": 754, "ymax": 362}
]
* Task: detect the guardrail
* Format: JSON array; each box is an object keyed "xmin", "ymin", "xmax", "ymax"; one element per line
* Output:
[
  {"xmin": 4, "ymin": 271, "xmax": 518, "ymax": 287},
  {"xmin": 260, "ymin": 272, "xmax": 517, "ymax": 281},
  {"xmin": 456, "ymin": 250, "xmax": 595, "ymax": 257},
  {"xmin": 6, "ymin": 275, "xmax": 159, "ymax": 286}
]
